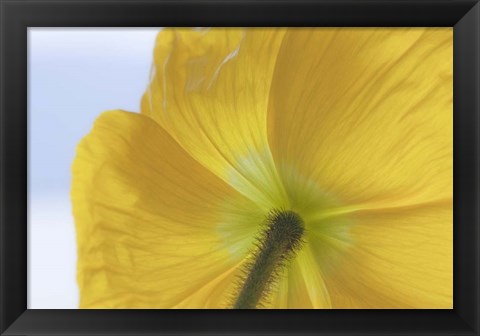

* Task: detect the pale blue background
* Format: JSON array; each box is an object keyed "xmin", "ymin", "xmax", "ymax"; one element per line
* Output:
[{"xmin": 28, "ymin": 28, "xmax": 160, "ymax": 308}]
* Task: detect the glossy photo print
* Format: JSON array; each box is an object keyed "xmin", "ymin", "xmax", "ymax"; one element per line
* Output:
[{"xmin": 30, "ymin": 28, "xmax": 453, "ymax": 309}]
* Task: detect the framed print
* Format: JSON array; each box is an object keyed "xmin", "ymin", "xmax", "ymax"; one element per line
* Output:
[{"xmin": 1, "ymin": 0, "xmax": 479, "ymax": 335}]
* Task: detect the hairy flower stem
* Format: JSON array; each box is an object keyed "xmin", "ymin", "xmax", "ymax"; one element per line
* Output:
[{"xmin": 233, "ymin": 210, "xmax": 305, "ymax": 309}]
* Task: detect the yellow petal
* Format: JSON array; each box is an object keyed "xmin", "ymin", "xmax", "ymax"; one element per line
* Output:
[
  {"xmin": 268, "ymin": 28, "xmax": 452, "ymax": 210},
  {"xmin": 265, "ymin": 245, "xmax": 331, "ymax": 309},
  {"xmin": 311, "ymin": 202, "xmax": 452, "ymax": 308},
  {"xmin": 71, "ymin": 110, "xmax": 260, "ymax": 308},
  {"xmin": 142, "ymin": 28, "xmax": 288, "ymax": 210}
]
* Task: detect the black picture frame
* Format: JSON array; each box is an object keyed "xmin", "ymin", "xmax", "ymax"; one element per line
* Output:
[{"xmin": 1, "ymin": 0, "xmax": 479, "ymax": 335}]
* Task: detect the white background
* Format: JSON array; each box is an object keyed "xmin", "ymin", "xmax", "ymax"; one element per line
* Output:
[{"xmin": 28, "ymin": 28, "xmax": 160, "ymax": 308}]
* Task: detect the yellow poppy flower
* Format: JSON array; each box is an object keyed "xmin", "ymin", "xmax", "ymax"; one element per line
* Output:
[{"xmin": 71, "ymin": 28, "xmax": 452, "ymax": 309}]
